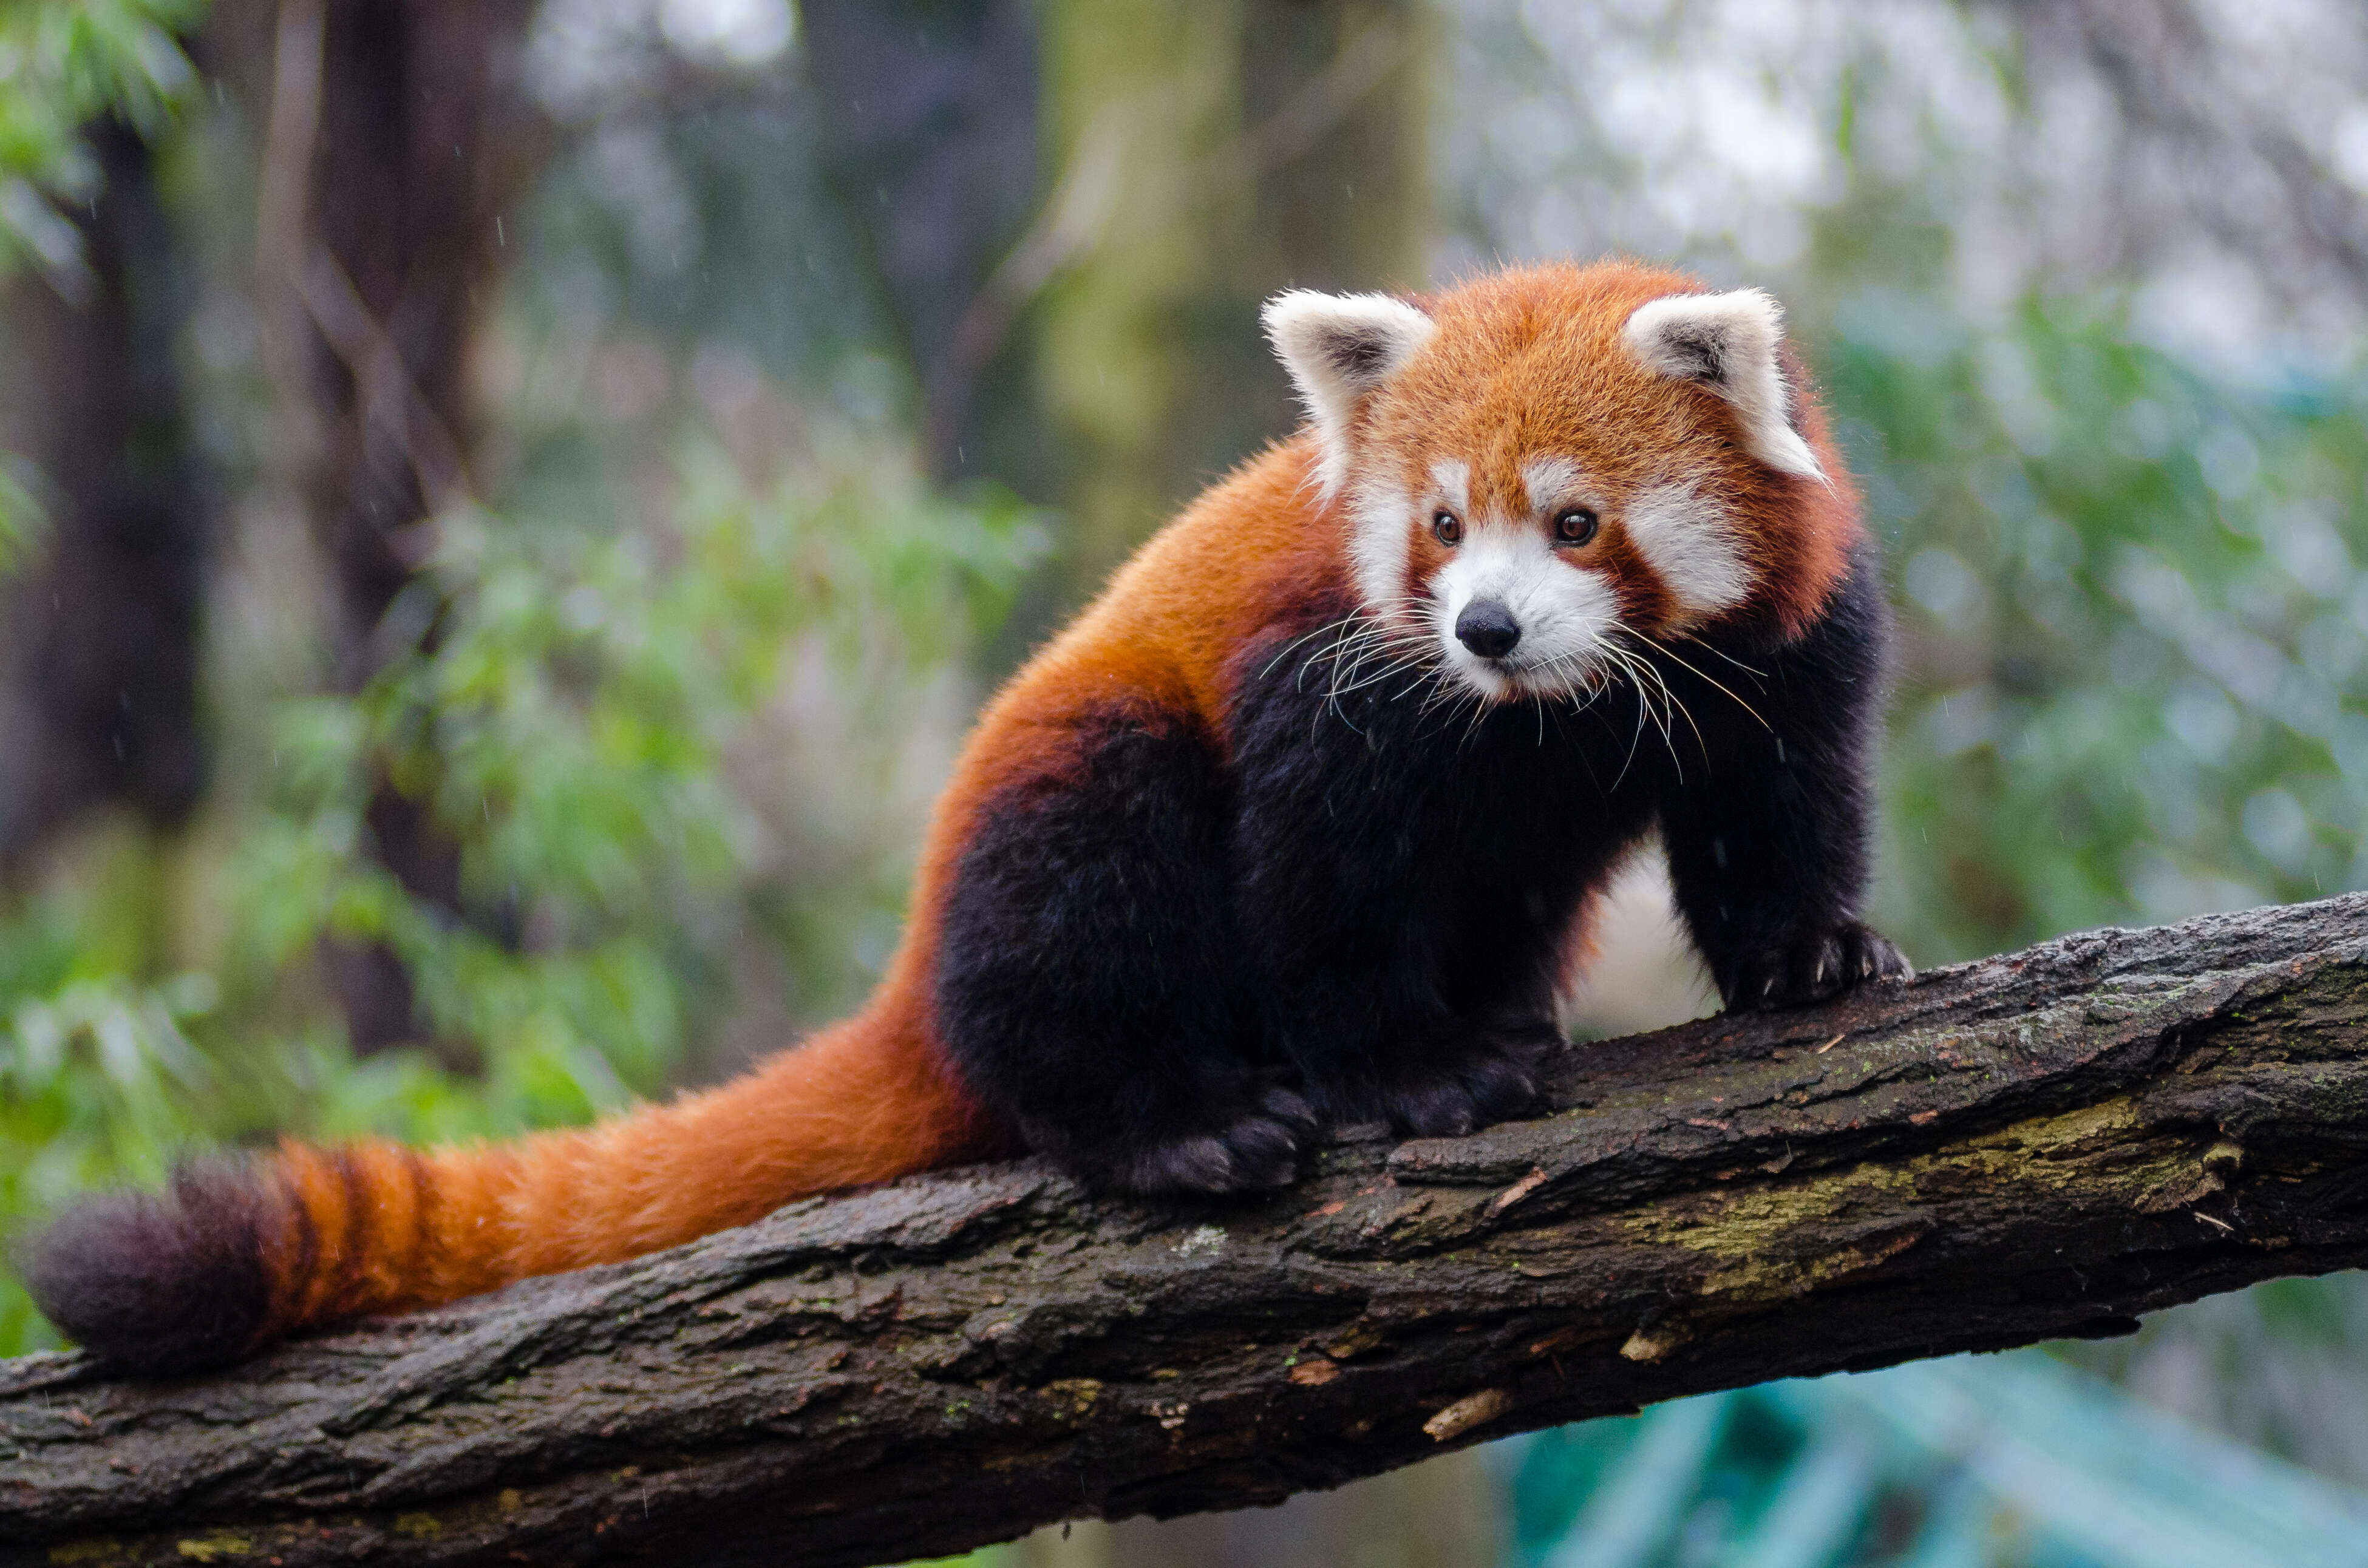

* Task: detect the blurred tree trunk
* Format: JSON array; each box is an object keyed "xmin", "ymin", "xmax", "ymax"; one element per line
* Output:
[
  {"xmin": 1015, "ymin": 20, "xmax": 1441, "ymax": 1558},
  {"xmin": 794, "ymin": 1, "xmax": 1428, "ymax": 620},
  {"xmin": 1036, "ymin": 0, "xmax": 1429, "ymax": 604},
  {"xmin": 0, "ymin": 121, "xmax": 209, "ymax": 890},
  {"xmin": 797, "ymin": 0, "xmax": 1043, "ymax": 488},
  {"xmin": 242, "ymin": 0, "xmax": 540, "ymax": 1051}
]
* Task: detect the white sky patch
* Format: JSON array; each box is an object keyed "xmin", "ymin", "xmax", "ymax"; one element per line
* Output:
[
  {"xmin": 1623, "ymin": 482, "xmax": 1752, "ymax": 617},
  {"xmin": 525, "ymin": 0, "xmax": 657, "ymax": 120},
  {"xmin": 1439, "ymin": 0, "xmax": 2368, "ymax": 357},
  {"xmin": 528, "ymin": 0, "xmax": 796, "ymax": 122},
  {"xmin": 659, "ymin": 0, "xmax": 797, "ymax": 68},
  {"xmin": 2335, "ymin": 104, "xmax": 2368, "ymax": 194}
]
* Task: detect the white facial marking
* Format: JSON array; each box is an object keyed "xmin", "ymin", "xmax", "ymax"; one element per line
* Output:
[
  {"xmin": 1351, "ymin": 461, "xmax": 1474, "ymax": 622},
  {"xmin": 1429, "ymin": 459, "xmax": 1471, "ymax": 516},
  {"xmin": 1347, "ymin": 474, "xmax": 1414, "ymax": 619},
  {"xmin": 1623, "ymin": 481, "xmax": 1752, "ymax": 619},
  {"xmin": 1429, "ymin": 512, "xmax": 1620, "ymax": 702},
  {"xmin": 1262, "ymin": 290, "xmax": 1436, "ymax": 497},
  {"xmin": 1622, "ymin": 289, "xmax": 1824, "ymax": 481},
  {"xmin": 1519, "ymin": 455, "xmax": 1592, "ymax": 515}
]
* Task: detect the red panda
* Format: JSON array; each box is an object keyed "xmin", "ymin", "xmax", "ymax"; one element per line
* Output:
[{"xmin": 20, "ymin": 260, "xmax": 1906, "ymax": 1372}]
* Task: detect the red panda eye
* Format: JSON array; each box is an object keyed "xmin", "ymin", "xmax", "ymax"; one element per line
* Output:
[
  {"xmin": 1554, "ymin": 507, "xmax": 1599, "ymax": 545},
  {"xmin": 1432, "ymin": 511, "xmax": 1462, "ymax": 546}
]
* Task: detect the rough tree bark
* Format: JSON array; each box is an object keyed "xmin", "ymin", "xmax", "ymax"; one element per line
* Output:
[{"xmin": 7, "ymin": 894, "xmax": 2368, "ymax": 1567}]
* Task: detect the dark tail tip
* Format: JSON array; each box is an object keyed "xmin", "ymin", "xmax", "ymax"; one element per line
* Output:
[{"xmin": 16, "ymin": 1161, "xmax": 278, "ymax": 1376}]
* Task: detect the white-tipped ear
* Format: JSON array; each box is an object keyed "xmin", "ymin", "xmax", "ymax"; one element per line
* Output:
[
  {"xmin": 1263, "ymin": 289, "xmax": 1435, "ymax": 494},
  {"xmin": 1622, "ymin": 289, "xmax": 1823, "ymax": 481}
]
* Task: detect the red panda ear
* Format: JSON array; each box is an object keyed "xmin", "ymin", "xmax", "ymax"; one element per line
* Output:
[
  {"xmin": 1262, "ymin": 290, "xmax": 1435, "ymax": 494},
  {"xmin": 1622, "ymin": 290, "xmax": 1825, "ymax": 481}
]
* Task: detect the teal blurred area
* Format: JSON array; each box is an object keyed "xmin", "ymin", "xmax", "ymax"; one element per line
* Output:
[
  {"xmin": 941, "ymin": 1350, "xmax": 2368, "ymax": 1568},
  {"xmin": 1506, "ymin": 1352, "xmax": 2368, "ymax": 1568}
]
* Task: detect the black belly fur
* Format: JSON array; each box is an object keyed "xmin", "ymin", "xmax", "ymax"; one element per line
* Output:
[{"xmin": 935, "ymin": 553, "xmax": 1894, "ymax": 1194}]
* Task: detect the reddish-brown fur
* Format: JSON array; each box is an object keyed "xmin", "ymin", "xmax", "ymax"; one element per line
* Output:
[
  {"xmin": 151, "ymin": 261, "xmax": 1865, "ymax": 1344},
  {"xmin": 1370, "ymin": 263, "xmax": 1856, "ymax": 640}
]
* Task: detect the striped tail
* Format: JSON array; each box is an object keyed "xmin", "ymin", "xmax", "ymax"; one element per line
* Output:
[{"xmin": 17, "ymin": 1009, "xmax": 1002, "ymax": 1373}]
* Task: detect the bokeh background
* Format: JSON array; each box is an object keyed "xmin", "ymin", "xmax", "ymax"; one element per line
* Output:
[{"xmin": 4, "ymin": 1, "xmax": 2368, "ymax": 1563}]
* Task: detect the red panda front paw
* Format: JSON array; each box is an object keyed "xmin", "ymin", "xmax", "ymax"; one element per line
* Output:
[
  {"xmin": 1377, "ymin": 1047, "xmax": 1545, "ymax": 1139},
  {"xmin": 1726, "ymin": 920, "xmax": 1911, "ymax": 1011},
  {"xmin": 1105, "ymin": 1087, "xmax": 1319, "ymax": 1197}
]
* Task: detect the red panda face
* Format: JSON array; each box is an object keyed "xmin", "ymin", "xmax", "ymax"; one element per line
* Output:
[
  {"xmin": 1354, "ymin": 452, "xmax": 1733, "ymax": 703},
  {"xmin": 1264, "ymin": 263, "xmax": 1859, "ymax": 707}
]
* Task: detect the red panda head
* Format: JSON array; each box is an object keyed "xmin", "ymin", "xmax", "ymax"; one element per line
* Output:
[{"xmin": 1263, "ymin": 262, "xmax": 1860, "ymax": 704}]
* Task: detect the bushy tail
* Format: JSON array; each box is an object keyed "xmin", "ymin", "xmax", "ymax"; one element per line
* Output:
[{"xmin": 18, "ymin": 1010, "xmax": 1001, "ymax": 1373}]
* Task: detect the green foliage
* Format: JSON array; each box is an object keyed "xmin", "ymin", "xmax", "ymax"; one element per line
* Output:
[
  {"xmin": 0, "ymin": 0, "xmax": 201, "ymax": 571},
  {"xmin": 0, "ymin": 0, "xmax": 211, "ymax": 1357},
  {"xmin": 1836, "ymin": 296, "xmax": 2368, "ymax": 963},
  {"xmin": 0, "ymin": 903, "xmax": 221, "ymax": 1352},
  {"xmin": 0, "ymin": 433, "xmax": 1044, "ymax": 1354},
  {"xmin": 1506, "ymin": 1351, "xmax": 2368, "ymax": 1567},
  {"xmin": 237, "ymin": 435, "xmax": 1043, "ymax": 1138},
  {"xmin": 0, "ymin": 0, "xmax": 1052, "ymax": 1356},
  {"xmin": 0, "ymin": 0, "xmax": 202, "ymax": 282},
  {"xmin": 0, "ymin": 453, "xmax": 41, "ymax": 578},
  {"xmin": 2054, "ymin": 1267, "xmax": 2368, "ymax": 1493}
]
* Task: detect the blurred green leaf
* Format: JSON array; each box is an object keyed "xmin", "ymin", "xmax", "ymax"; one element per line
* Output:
[
  {"xmin": 0, "ymin": 0, "xmax": 203, "ymax": 287},
  {"xmin": 0, "ymin": 402, "xmax": 1044, "ymax": 1353},
  {"xmin": 1837, "ymin": 295, "xmax": 2368, "ymax": 964}
]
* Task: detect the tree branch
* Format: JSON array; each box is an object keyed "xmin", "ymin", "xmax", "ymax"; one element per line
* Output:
[{"xmin": 7, "ymin": 895, "xmax": 2368, "ymax": 1568}]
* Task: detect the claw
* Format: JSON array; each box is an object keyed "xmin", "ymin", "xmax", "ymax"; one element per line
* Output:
[
  {"xmin": 1106, "ymin": 1099, "xmax": 1315, "ymax": 1196},
  {"xmin": 1257, "ymin": 1085, "xmax": 1321, "ymax": 1139},
  {"xmin": 1380, "ymin": 1045, "xmax": 1540, "ymax": 1139},
  {"xmin": 1727, "ymin": 921, "xmax": 1910, "ymax": 1013},
  {"xmin": 1118, "ymin": 1135, "xmax": 1235, "ymax": 1195}
]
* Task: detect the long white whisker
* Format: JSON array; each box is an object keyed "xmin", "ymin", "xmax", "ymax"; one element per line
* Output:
[
  {"xmin": 1604, "ymin": 628, "xmax": 1707, "ymax": 775},
  {"xmin": 1330, "ymin": 662, "xmax": 1435, "ymax": 704},
  {"xmin": 1625, "ymin": 628, "xmax": 1769, "ymax": 732},
  {"xmin": 1616, "ymin": 651, "xmax": 1683, "ymax": 768},
  {"xmin": 1263, "ymin": 613, "xmax": 1366, "ymax": 682},
  {"xmin": 1686, "ymin": 637, "xmax": 1771, "ymax": 683},
  {"xmin": 1607, "ymin": 678, "xmax": 1649, "ymax": 793},
  {"xmin": 1273, "ymin": 599, "xmax": 1449, "ymax": 738},
  {"xmin": 1454, "ymin": 699, "xmax": 1484, "ymax": 751}
]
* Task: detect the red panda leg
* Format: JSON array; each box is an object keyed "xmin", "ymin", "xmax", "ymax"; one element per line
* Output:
[
  {"xmin": 1659, "ymin": 549, "xmax": 1910, "ymax": 1010},
  {"xmin": 934, "ymin": 711, "xmax": 1316, "ymax": 1195}
]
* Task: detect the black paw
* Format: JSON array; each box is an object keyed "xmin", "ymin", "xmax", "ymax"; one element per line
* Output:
[
  {"xmin": 1724, "ymin": 920, "xmax": 1911, "ymax": 1012},
  {"xmin": 1378, "ymin": 1047, "xmax": 1545, "ymax": 1139},
  {"xmin": 1104, "ymin": 1087, "xmax": 1321, "ymax": 1197}
]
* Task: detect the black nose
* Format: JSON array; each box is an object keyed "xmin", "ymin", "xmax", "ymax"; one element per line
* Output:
[{"xmin": 1455, "ymin": 599, "xmax": 1521, "ymax": 659}]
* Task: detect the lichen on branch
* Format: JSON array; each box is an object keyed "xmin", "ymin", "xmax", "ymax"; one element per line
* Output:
[{"xmin": 5, "ymin": 895, "xmax": 2368, "ymax": 1568}]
